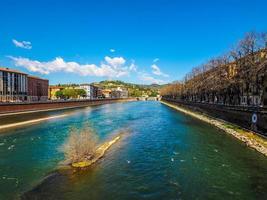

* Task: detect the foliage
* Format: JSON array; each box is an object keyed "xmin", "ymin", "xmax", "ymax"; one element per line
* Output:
[
  {"xmin": 55, "ymin": 88, "xmax": 86, "ymax": 99},
  {"xmin": 62, "ymin": 88, "xmax": 76, "ymax": 99},
  {"xmin": 161, "ymin": 31, "xmax": 267, "ymax": 106},
  {"xmin": 60, "ymin": 126, "xmax": 98, "ymax": 164},
  {"xmin": 55, "ymin": 90, "xmax": 64, "ymax": 99},
  {"xmin": 95, "ymin": 80, "xmax": 161, "ymax": 97},
  {"xmin": 53, "ymin": 81, "xmax": 162, "ymax": 98},
  {"xmin": 76, "ymin": 89, "xmax": 86, "ymax": 97}
]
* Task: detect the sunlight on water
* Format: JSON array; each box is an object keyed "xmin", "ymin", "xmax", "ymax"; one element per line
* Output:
[{"xmin": 0, "ymin": 102, "xmax": 267, "ymax": 200}]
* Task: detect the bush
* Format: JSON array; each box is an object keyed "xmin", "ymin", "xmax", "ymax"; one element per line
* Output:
[{"xmin": 60, "ymin": 126, "xmax": 98, "ymax": 164}]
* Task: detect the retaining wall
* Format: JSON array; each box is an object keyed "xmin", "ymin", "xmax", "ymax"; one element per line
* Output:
[
  {"xmin": 0, "ymin": 98, "xmax": 136, "ymax": 115},
  {"xmin": 162, "ymin": 98, "xmax": 267, "ymax": 136}
]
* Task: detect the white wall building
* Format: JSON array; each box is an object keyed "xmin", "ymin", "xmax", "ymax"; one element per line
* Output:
[
  {"xmin": 78, "ymin": 84, "xmax": 98, "ymax": 99},
  {"xmin": 111, "ymin": 87, "xmax": 128, "ymax": 98}
]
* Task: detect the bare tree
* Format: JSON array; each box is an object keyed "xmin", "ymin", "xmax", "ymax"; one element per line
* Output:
[
  {"xmin": 161, "ymin": 31, "xmax": 267, "ymax": 107},
  {"xmin": 260, "ymin": 32, "xmax": 267, "ymax": 49}
]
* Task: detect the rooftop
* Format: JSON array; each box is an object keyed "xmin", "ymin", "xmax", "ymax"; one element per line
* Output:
[
  {"xmin": 0, "ymin": 67, "xmax": 27, "ymax": 75},
  {"xmin": 28, "ymin": 75, "xmax": 49, "ymax": 81},
  {"xmin": 49, "ymin": 85, "xmax": 65, "ymax": 89}
]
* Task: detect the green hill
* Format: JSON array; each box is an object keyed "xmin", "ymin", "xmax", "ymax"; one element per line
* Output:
[{"xmin": 93, "ymin": 80, "xmax": 162, "ymax": 97}]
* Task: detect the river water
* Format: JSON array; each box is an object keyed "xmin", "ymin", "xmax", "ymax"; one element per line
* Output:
[{"xmin": 0, "ymin": 101, "xmax": 267, "ymax": 200}]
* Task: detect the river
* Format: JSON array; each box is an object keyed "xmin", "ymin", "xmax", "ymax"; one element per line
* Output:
[{"xmin": 0, "ymin": 101, "xmax": 267, "ymax": 200}]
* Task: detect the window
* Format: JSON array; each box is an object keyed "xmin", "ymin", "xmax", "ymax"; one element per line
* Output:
[{"xmin": 241, "ymin": 96, "xmax": 247, "ymax": 104}]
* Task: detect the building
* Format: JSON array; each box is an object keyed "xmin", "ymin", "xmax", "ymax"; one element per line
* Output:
[
  {"xmin": 27, "ymin": 76, "xmax": 49, "ymax": 101},
  {"xmin": 0, "ymin": 67, "xmax": 28, "ymax": 102},
  {"xmin": 97, "ymin": 87, "xmax": 104, "ymax": 98},
  {"xmin": 49, "ymin": 86, "xmax": 64, "ymax": 99},
  {"xmin": 0, "ymin": 67, "xmax": 49, "ymax": 102},
  {"xmin": 120, "ymin": 88, "xmax": 129, "ymax": 98},
  {"xmin": 78, "ymin": 84, "xmax": 98, "ymax": 99},
  {"xmin": 110, "ymin": 90, "xmax": 120, "ymax": 98},
  {"xmin": 102, "ymin": 89, "xmax": 112, "ymax": 98},
  {"xmin": 111, "ymin": 87, "xmax": 128, "ymax": 98}
]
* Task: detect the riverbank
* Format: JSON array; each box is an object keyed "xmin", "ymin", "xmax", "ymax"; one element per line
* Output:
[
  {"xmin": 0, "ymin": 98, "xmax": 136, "ymax": 116},
  {"xmin": 0, "ymin": 114, "xmax": 67, "ymax": 130},
  {"xmin": 161, "ymin": 100, "xmax": 267, "ymax": 157},
  {"xmin": 0, "ymin": 99, "xmax": 136, "ymax": 131}
]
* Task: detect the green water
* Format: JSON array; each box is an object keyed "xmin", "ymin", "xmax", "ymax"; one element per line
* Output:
[{"xmin": 0, "ymin": 101, "xmax": 267, "ymax": 200}]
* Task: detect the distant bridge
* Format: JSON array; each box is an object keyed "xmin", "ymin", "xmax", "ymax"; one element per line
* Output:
[{"xmin": 136, "ymin": 97, "xmax": 161, "ymax": 101}]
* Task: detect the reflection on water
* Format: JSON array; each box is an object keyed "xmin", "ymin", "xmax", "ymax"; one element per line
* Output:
[{"xmin": 0, "ymin": 101, "xmax": 267, "ymax": 200}]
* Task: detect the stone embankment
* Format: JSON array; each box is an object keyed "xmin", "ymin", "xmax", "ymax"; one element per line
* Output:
[
  {"xmin": 0, "ymin": 98, "xmax": 136, "ymax": 116},
  {"xmin": 162, "ymin": 98, "xmax": 267, "ymax": 134},
  {"xmin": 161, "ymin": 100, "xmax": 267, "ymax": 157}
]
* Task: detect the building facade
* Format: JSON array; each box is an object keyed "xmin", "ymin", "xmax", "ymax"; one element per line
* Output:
[
  {"xmin": 111, "ymin": 87, "xmax": 128, "ymax": 98},
  {"xmin": 0, "ymin": 67, "xmax": 28, "ymax": 102},
  {"xmin": 97, "ymin": 87, "xmax": 103, "ymax": 98},
  {"xmin": 102, "ymin": 89, "xmax": 112, "ymax": 98},
  {"xmin": 79, "ymin": 84, "xmax": 98, "ymax": 99},
  {"xmin": 27, "ymin": 76, "xmax": 49, "ymax": 101},
  {"xmin": 49, "ymin": 86, "xmax": 64, "ymax": 99},
  {"xmin": 0, "ymin": 67, "xmax": 49, "ymax": 102}
]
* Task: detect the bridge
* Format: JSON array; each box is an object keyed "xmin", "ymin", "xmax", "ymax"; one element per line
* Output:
[{"xmin": 136, "ymin": 97, "xmax": 161, "ymax": 101}]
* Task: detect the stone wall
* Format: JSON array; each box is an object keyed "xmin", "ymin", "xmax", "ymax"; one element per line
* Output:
[
  {"xmin": 0, "ymin": 98, "xmax": 136, "ymax": 115},
  {"xmin": 162, "ymin": 98, "xmax": 267, "ymax": 136}
]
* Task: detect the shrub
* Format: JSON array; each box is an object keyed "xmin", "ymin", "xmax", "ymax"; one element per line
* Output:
[{"xmin": 60, "ymin": 126, "xmax": 98, "ymax": 164}]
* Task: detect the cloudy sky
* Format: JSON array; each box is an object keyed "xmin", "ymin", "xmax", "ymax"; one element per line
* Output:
[{"xmin": 0, "ymin": 0, "xmax": 266, "ymax": 85}]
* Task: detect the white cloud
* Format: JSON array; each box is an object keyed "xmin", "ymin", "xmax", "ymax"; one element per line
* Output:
[
  {"xmin": 151, "ymin": 64, "xmax": 169, "ymax": 77},
  {"xmin": 104, "ymin": 56, "xmax": 125, "ymax": 68},
  {"xmin": 110, "ymin": 49, "xmax": 115, "ymax": 53},
  {"xmin": 129, "ymin": 60, "xmax": 137, "ymax": 72},
  {"xmin": 12, "ymin": 39, "xmax": 32, "ymax": 49},
  {"xmin": 153, "ymin": 58, "xmax": 159, "ymax": 62},
  {"xmin": 9, "ymin": 56, "xmax": 136, "ymax": 78},
  {"xmin": 139, "ymin": 72, "xmax": 165, "ymax": 84}
]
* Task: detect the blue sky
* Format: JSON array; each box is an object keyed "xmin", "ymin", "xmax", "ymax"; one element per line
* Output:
[{"xmin": 0, "ymin": 0, "xmax": 266, "ymax": 85}]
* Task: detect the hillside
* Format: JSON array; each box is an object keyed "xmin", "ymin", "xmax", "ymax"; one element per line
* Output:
[{"xmin": 93, "ymin": 80, "xmax": 162, "ymax": 97}]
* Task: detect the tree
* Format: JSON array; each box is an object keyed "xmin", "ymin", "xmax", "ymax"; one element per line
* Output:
[
  {"xmin": 149, "ymin": 90, "xmax": 158, "ymax": 97},
  {"xmin": 76, "ymin": 89, "xmax": 86, "ymax": 98},
  {"xmin": 260, "ymin": 32, "xmax": 267, "ymax": 49},
  {"xmin": 161, "ymin": 31, "xmax": 267, "ymax": 106},
  {"xmin": 62, "ymin": 88, "xmax": 76, "ymax": 99},
  {"xmin": 55, "ymin": 90, "xmax": 64, "ymax": 99}
]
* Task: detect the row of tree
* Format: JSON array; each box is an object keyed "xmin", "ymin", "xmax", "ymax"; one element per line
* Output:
[
  {"xmin": 161, "ymin": 31, "xmax": 267, "ymax": 106},
  {"xmin": 55, "ymin": 88, "xmax": 86, "ymax": 99}
]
